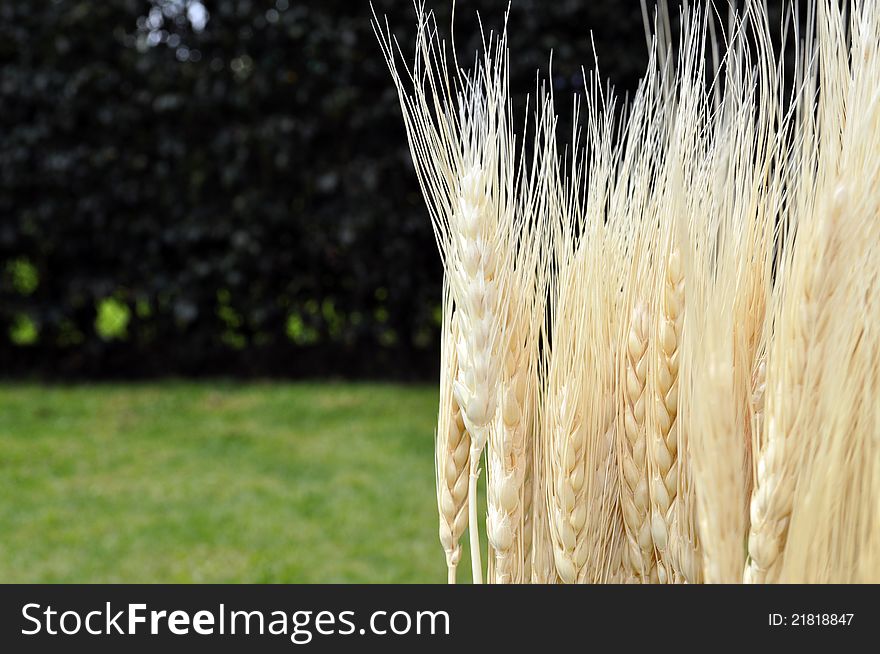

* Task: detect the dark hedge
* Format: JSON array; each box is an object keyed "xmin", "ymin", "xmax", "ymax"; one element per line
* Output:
[{"xmin": 0, "ymin": 1, "xmax": 721, "ymax": 379}]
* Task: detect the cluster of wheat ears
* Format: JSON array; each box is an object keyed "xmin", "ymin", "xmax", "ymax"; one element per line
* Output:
[{"xmin": 375, "ymin": 0, "xmax": 880, "ymax": 584}]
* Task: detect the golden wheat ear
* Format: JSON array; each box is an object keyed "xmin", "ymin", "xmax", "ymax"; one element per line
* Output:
[
  {"xmin": 772, "ymin": 2, "xmax": 880, "ymax": 582},
  {"xmin": 375, "ymin": 6, "xmax": 520, "ymax": 583},
  {"xmin": 436, "ymin": 279, "xmax": 470, "ymax": 583},
  {"xmin": 486, "ymin": 89, "xmax": 556, "ymax": 584},
  {"xmin": 684, "ymin": 229, "xmax": 749, "ymax": 584},
  {"xmin": 382, "ymin": 0, "xmax": 880, "ymax": 584},
  {"xmin": 619, "ymin": 300, "xmax": 654, "ymax": 581},
  {"xmin": 646, "ymin": 244, "xmax": 683, "ymax": 584}
]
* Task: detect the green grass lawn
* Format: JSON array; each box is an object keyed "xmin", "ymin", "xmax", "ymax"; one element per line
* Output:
[{"xmin": 0, "ymin": 382, "xmax": 481, "ymax": 583}]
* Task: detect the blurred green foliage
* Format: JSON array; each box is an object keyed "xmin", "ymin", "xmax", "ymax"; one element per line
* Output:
[
  {"xmin": 0, "ymin": 0, "xmax": 702, "ymax": 378},
  {"xmin": 7, "ymin": 258, "xmax": 39, "ymax": 295},
  {"xmin": 95, "ymin": 297, "xmax": 132, "ymax": 340},
  {"xmin": 9, "ymin": 314, "xmax": 38, "ymax": 345}
]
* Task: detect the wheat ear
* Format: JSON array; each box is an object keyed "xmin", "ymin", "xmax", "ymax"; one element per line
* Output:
[
  {"xmin": 689, "ymin": 320, "xmax": 747, "ymax": 582},
  {"xmin": 745, "ymin": 187, "xmax": 844, "ymax": 583},
  {"xmin": 583, "ymin": 359, "xmax": 622, "ymax": 584},
  {"xmin": 779, "ymin": 197, "xmax": 880, "ymax": 582},
  {"xmin": 780, "ymin": 269, "xmax": 876, "ymax": 582},
  {"xmin": 685, "ymin": 210, "xmax": 750, "ymax": 583},
  {"xmin": 487, "ymin": 152, "xmax": 549, "ymax": 582},
  {"xmin": 543, "ymin": 242, "xmax": 595, "ymax": 584},
  {"xmin": 571, "ymin": 251, "xmax": 622, "ymax": 584},
  {"xmin": 619, "ymin": 302, "xmax": 654, "ymax": 581},
  {"xmin": 663, "ymin": 258, "xmax": 701, "ymax": 584},
  {"xmin": 452, "ymin": 161, "xmax": 504, "ymax": 585},
  {"xmin": 667, "ymin": 421, "xmax": 702, "ymax": 583},
  {"xmin": 487, "ymin": 313, "xmax": 529, "ymax": 582},
  {"xmin": 546, "ymin": 379, "xmax": 583, "ymax": 585},
  {"xmin": 773, "ymin": 0, "xmax": 880, "ymax": 580},
  {"xmin": 648, "ymin": 245, "xmax": 683, "ymax": 583},
  {"xmin": 667, "ymin": 306, "xmax": 702, "ymax": 583},
  {"xmin": 489, "ymin": 303, "xmax": 545, "ymax": 583},
  {"xmin": 436, "ymin": 283, "xmax": 470, "ymax": 583},
  {"xmin": 374, "ymin": 9, "xmax": 514, "ymax": 583},
  {"xmin": 542, "ymin": 81, "xmax": 623, "ymax": 582},
  {"xmin": 543, "ymin": 245, "xmax": 588, "ymax": 585},
  {"xmin": 546, "ymin": 344, "xmax": 620, "ymax": 586},
  {"xmin": 607, "ymin": 504, "xmax": 636, "ymax": 583},
  {"xmin": 745, "ymin": 0, "xmax": 875, "ymax": 582}
]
